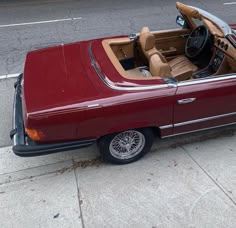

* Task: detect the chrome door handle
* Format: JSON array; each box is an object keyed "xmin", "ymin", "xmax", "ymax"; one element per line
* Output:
[{"xmin": 177, "ymin": 98, "xmax": 196, "ymax": 104}]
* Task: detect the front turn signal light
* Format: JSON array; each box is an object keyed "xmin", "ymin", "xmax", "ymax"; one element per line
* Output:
[{"xmin": 25, "ymin": 128, "xmax": 45, "ymax": 141}]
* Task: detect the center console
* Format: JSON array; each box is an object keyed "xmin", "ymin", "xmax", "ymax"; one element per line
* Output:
[
  {"xmin": 211, "ymin": 49, "xmax": 224, "ymax": 72},
  {"xmin": 193, "ymin": 49, "xmax": 224, "ymax": 79}
]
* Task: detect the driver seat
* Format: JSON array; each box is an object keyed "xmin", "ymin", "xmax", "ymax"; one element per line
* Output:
[{"xmin": 139, "ymin": 27, "xmax": 198, "ymax": 80}]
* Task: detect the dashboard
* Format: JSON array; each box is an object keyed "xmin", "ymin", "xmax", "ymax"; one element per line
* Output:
[
  {"xmin": 216, "ymin": 38, "xmax": 229, "ymax": 51},
  {"xmin": 214, "ymin": 36, "xmax": 236, "ymax": 60}
]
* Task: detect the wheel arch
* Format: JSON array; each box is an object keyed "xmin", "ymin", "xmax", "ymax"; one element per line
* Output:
[{"xmin": 97, "ymin": 125, "xmax": 161, "ymax": 143}]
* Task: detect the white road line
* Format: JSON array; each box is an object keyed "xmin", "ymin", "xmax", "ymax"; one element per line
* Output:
[
  {"xmin": 0, "ymin": 74, "xmax": 20, "ymax": 80},
  {"xmin": 0, "ymin": 17, "xmax": 82, "ymax": 28},
  {"xmin": 224, "ymin": 2, "xmax": 236, "ymax": 5},
  {"xmin": 7, "ymin": 73, "xmax": 20, "ymax": 78}
]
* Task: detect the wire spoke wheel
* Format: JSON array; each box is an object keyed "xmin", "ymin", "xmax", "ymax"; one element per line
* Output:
[
  {"xmin": 98, "ymin": 128, "xmax": 154, "ymax": 164},
  {"xmin": 109, "ymin": 130, "xmax": 145, "ymax": 160}
]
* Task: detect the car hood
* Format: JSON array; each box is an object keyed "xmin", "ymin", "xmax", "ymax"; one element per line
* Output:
[{"xmin": 23, "ymin": 42, "xmax": 99, "ymax": 113}]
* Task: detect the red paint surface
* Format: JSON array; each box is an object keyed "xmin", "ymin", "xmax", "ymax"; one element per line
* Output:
[
  {"xmin": 24, "ymin": 42, "xmax": 100, "ymax": 113},
  {"xmin": 22, "ymin": 36, "xmax": 236, "ymax": 143},
  {"xmin": 174, "ymin": 78, "xmax": 236, "ymax": 134}
]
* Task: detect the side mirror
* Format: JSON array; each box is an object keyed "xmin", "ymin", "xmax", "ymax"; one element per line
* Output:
[{"xmin": 176, "ymin": 15, "xmax": 185, "ymax": 27}]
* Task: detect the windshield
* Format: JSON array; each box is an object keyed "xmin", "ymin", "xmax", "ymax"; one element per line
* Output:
[
  {"xmin": 191, "ymin": 18, "xmax": 204, "ymax": 27},
  {"xmin": 192, "ymin": 6, "xmax": 231, "ymax": 36}
]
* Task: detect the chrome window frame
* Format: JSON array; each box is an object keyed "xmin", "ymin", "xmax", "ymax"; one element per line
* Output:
[
  {"xmin": 178, "ymin": 73, "xmax": 236, "ymax": 87},
  {"xmin": 88, "ymin": 42, "xmax": 176, "ymax": 91}
]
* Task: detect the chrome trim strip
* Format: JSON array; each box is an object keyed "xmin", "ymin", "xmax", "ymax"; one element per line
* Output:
[
  {"xmin": 159, "ymin": 124, "xmax": 173, "ymax": 130},
  {"xmin": 160, "ymin": 112, "xmax": 236, "ymax": 130},
  {"xmin": 162, "ymin": 121, "xmax": 236, "ymax": 138},
  {"xmin": 174, "ymin": 111, "xmax": 236, "ymax": 127},
  {"xmin": 178, "ymin": 74, "xmax": 236, "ymax": 87},
  {"xmin": 88, "ymin": 43, "xmax": 177, "ymax": 91},
  {"xmin": 87, "ymin": 104, "xmax": 100, "ymax": 108}
]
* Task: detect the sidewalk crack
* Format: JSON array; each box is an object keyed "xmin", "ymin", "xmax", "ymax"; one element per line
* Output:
[
  {"xmin": 181, "ymin": 145, "xmax": 236, "ymax": 206},
  {"xmin": 73, "ymin": 158, "xmax": 85, "ymax": 228}
]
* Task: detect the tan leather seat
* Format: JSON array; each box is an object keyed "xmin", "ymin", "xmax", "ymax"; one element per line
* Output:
[
  {"xmin": 139, "ymin": 27, "xmax": 159, "ymax": 60},
  {"xmin": 149, "ymin": 54, "xmax": 197, "ymax": 81},
  {"xmin": 169, "ymin": 56, "xmax": 198, "ymax": 73},
  {"xmin": 139, "ymin": 27, "xmax": 198, "ymax": 80},
  {"xmin": 149, "ymin": 54, "xmax": 171, "ymax": 77}
]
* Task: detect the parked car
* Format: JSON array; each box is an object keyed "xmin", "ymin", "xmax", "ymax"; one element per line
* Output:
[{"xmin": 10, "ymin": 2, "xmax": 236, "ymax": 164}]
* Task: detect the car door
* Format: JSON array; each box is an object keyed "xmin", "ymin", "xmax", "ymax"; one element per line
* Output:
[
  {"xmin": 153, "ymin": 28, "xmax": 190, "ymax": 57},
  {"xmin": 173, "ymin": 74, "xmax": 236, "ymax": 135}
]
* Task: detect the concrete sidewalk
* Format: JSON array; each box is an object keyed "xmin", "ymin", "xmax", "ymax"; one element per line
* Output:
[{"xmin": 0, "ymin": 128, "xmax": 236, "ymax": 228}]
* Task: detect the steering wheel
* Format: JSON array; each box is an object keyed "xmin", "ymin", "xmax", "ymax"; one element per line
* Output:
[{"xmin": 185, "ymin": 25, "xmax": 209, "ymax": 58}]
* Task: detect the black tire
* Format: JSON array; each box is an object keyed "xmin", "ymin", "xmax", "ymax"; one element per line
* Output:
[{"xmin": 98, "ymin": 128, "xmax": 154, "ymax": 164}]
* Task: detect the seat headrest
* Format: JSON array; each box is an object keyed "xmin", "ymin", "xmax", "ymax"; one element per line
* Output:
[
  {"xmin": 140, "ymin": 26, "xmax": 150, "ymax": 34},
  {"xmin": 139, "ymin": 29, "xmax": 155, "ymax": 52}
]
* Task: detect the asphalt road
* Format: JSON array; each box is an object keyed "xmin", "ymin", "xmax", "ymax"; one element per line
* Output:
[{"xmin": 0, "ymin": 0, "xmax": 236, "ymax": 147}]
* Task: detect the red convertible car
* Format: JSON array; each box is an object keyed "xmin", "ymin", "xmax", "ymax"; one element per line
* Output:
[{"xmin": 10, "ymin": 2, "xmax": 236, "ymax": 164}]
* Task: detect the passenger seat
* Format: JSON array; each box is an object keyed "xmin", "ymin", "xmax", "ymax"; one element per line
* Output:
[{"xmin": 139, "ymin": 27, "xmax": 198, "ymax": 80}]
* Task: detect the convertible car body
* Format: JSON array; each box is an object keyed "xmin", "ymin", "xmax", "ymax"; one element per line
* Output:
[{"xmin": 11, "ymin": 2, "xmax": 236, "ymax": 163}]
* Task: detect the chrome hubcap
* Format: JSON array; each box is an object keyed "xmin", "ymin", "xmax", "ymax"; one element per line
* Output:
[{"xmin": 109, "ymin": 130, "xmax": 145, "ymax": 160}]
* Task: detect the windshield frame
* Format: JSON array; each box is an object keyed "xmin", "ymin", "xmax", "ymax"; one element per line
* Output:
[{"xmin": 192, "ymin": 6, "xmax": 232, "ymax": 36}]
